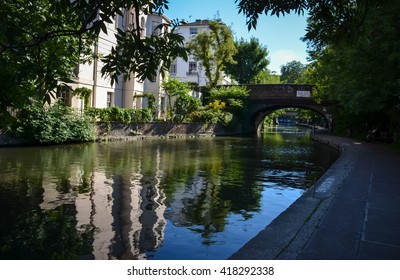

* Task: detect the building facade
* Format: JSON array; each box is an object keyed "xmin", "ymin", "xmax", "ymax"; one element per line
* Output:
[
  {"xmin": 66, "ymin": 16, "xmax": 232, "ymax": 115},
  {"xmin": 66, "ymin": 8, "xmax": 170, "ymax": 118}
]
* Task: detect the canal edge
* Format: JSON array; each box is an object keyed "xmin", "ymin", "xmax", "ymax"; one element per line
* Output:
[{"xmin": 229, "ymin": 134, "xmax": 357, "ymax": 260}]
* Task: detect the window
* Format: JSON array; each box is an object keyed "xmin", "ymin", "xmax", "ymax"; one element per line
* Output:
[
  {"xmin": 115, "ymin": 14, "xmax": 124, "ymax": 30},
  {"xmin": 190, "ymin": 27, "xmax": 198, "ymax": 35},
  {"xmin": 130, "ymin": 12, "xmax": 135, "ymax": 29},
  {"xmin": 107, "ymin": 92, "xmax": 114, "ymax": 107},
  {"xmin": 170, "ymin": 61, "xmax": 177, "ymax": 75},
  {"xmin": 140, "ymin": 17, "xmax": 146, "ymax": 38},
  {"xmin": 160, "ymin": 97, "xmax": 166, "ymax": 110},
  {"xmin": 149, "ymin": 73, "xmax": 156, "ymax": 83},
  {"xmin": 160, "ymin": 96, "xmax": 166, "ymax": 119},
  {"xmin": 188, "ymin": 61, "xmax": 197, "ymax": 75},
  {"xmin": 115, "ymin": 15, "xmax": 119, "ymax": 30},
  {"xmin": 152, "ymin": 21, "xmax": 161, "ymax": 36},
  {"xmin": 60, "ymin": 89, "xmax": 71, "ymax": 107}
]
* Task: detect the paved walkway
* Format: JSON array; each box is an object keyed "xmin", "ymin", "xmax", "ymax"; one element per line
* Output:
[{"xmin": 230, "ymin": 135, "xmax": 400, "ymax": 260}]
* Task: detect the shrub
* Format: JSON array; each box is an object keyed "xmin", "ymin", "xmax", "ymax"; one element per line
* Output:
[
  {"xmin": 85, "ymin": 107, "xmax": 153, "ymax": 124},
  {"xmin": 189, "ymin": 107, "xmax": 233, "ymax": 126},
  {"xmin": 10, "ymin": 100, "xmax": 95, "ymax": 144}
]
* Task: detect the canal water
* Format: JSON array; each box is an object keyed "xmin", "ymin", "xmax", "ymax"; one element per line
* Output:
[{"xmin": 0, "ymin": 127, "xmax": 339, "ymax": 260}]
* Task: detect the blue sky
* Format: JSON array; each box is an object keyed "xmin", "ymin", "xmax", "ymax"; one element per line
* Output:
[{"xmin": 164, "ymin": 0, "xmax": 309, "ymax": 74}]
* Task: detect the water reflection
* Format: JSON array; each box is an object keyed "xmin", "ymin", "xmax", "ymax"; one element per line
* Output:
[{"xmin": 0, "ymin": 127, "xmax": 339, "ymax": 259}]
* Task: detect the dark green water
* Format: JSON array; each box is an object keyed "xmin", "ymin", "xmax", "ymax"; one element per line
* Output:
[{"xmin": 0, "ymin": 127, "xmax": 339, "ymax": 260}]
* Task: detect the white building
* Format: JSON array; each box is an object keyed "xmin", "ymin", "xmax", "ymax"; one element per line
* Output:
[
  {"xmin": 142, "ymin": 13, "xmax": 172, "ymax": 118},
  {"xmin": 66, "ymin": 17, "xmax": 233, "ymax": 115},
  {"xmin": 66, "ymin": 11, "xmax": 126, "ymax": 110},
  {"xmin": 65, "ymin": 9, "xmax": 170, "ymax": 118}
]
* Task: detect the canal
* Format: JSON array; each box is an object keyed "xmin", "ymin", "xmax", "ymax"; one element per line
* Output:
[{"xmin": 0, "ymin": 127, "xmax": 339, "ymax": 260}]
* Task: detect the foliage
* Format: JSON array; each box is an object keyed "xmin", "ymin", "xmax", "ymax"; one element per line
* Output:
[
  {"xmin": 134, "ymin": 92, "xmax": 157, "ymax": 117},
  {"xmin": 162, "ymin": 78, "xmax": 201, "ymax": 122},
  {"xmin": 10, "ymin": 100, "xmax": 95, "ymax": 144},
  {"xmin": 208, "ymin": 100, "xmax": 226, "ymax": 111},
  {"xmin": 0, "ymin": 0, "xmax": 187, "ymax": 110},
  {"xmin": 174, "ymin": 93, "xmax": 202, "ymax": 123},
  {"xmin": 280, "ymin": 61, "xmax": 306, "ymax": 84},
  {"xmin": 85, "ymin": 107, "xmax": 153, "ymax": 124},
  {"xmin": 190, "ymin": 105, "xmax": 233, "ymax": 126},
  {"xmin": 162, "ymin": 78, "xmax": 191, "ymax": 113},
  {"xmin": 236, "ymin": 0, "xmax": 381, "ymax": 49},
  {"xmin": 101, "ymin": 20, "xmax": 187, "ymax": 84},
  {"xmin": 72, "ymin": 87, "xmax": 92, "ymax": 109},
  {"xmin": 190, "ymin": 85, "xmax": 249, "ymax": 127},
  {"xmin": 208, "ymin": 86, "xmax": 250, "ymax": 118},
  {"xmin": 263, "ymin": 109, "xmax": 287, "ymax": 127},
  {"xmin": 238, "ymin": 0, "xmax": 399, "ymax": 134},
  {"xmin": 186, "ymin": 20, "xmax": 237, "ymax": 87},
  {"xmin": 296, "ymin": 108, "xmax": 324, "ymax": 124},
  {"xmin": 0, "ymin": 0, "xmax": 95, "ymax": 108},
  {"xmin": 225, "ymin": 37, "xmax": 270, "ymax": 84},
  {"xmin": 304, "ymin": 1, "xmax": 400, "ymax": 132},
  {"xmin": 253, "ymin": 69, "xmax": 281, "ymax": 84}
]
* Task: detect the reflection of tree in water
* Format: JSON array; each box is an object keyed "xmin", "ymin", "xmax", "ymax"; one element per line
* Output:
[
  {"xmin": 182, "ymin": 182, "xmax": 231, "ymax": 240},
  {"xmin": 161, "ymin": 139, "xmax": 265, "ymax": 243},
  {"xmin": 0, "ymin": 179, "xmax": 94, "ymax": 259}
]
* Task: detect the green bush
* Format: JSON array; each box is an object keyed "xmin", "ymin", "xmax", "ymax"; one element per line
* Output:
[
  {"xmin": 10, "ymin": 100, "xmax": 95, "ymax": 144},
  {"xmin": 189, "ymin": 108, "xmax": 233, "ymax": 126},
  {"xmin": 85, "ymin": 107, "xmax": 153, "ymax": 124},
  {"xmin": 208, "ymin": 86, "xmax": 249, "ymax": 117}
]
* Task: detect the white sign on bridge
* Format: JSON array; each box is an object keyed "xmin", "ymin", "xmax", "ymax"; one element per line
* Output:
[{"xmin": 296, "ymin": 90, "xmax": 311, "ymax": 97}]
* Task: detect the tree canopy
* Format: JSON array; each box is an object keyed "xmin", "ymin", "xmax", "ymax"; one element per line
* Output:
[
  {"xmin": 280, "ymin": 61, "xmax": 306, "ymax": 84},
  {"xmin": 186, "ymin": 20, "xmax": 237, "ymax": 88},
  {"xmin": 236, "ymin": 0, "xmax": 382, "ymax": 49},
  {"xmin": 225, "ymin": 37, "xmax": 270, "ymax": 84},
  {"xmin": 0, "ymin": 0, "xmax": 187, "ymax": 110}
]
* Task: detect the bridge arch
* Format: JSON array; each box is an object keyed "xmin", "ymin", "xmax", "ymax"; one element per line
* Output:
[
  {"xmin": 239, "ymin": 84, "xmax": 335, "ymax": 135},
  {"xmin": 251, "ymin": 104, "xmax": 332, "ymax": 135}
]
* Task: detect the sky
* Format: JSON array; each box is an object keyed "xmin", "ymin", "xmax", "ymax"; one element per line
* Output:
[{"xmin": 164, "ymin": 0, "xmax": 309, "ymax": 75}]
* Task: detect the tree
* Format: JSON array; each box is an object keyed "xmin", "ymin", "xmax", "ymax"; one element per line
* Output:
[
  {"xmin": 174, "ymin": 92, "xmax": 202, "ymax": 123},
  {"xmin": 298, "ymin": 1, "xmax": 400, "ymax": 135},
  {"xmin": 225, "ymin": 37, "xmax": 270, "ymax": 84},
  {"xmin": 280, "ymin": 61, "xmax": 306, "ymax": 84},
  {"xmin": 236, "ymin": 0, "xmax": 382, "ymax": 50},
  {"xmin": 186, "ymin": 20, "xmax": 237, "ymax": 88},
  {"xmin": 0, "ymin": 0, "xmax": 95, "ymax": 111},
  {"xmin": 162, "ymin": 78, "xmax": 200, "ymax": 122},
  {"xmin": 0, "ymin": 0, "xmax": 187, "ymax": 111},
  {"xmin": 253, "ymin": 69, "xmax": 280, "ymax": 84}
]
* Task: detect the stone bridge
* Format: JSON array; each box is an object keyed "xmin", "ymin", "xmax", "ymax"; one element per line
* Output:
[{"xmin": 240, "ymin": 84, "xmax": 336, "ymax": 135}]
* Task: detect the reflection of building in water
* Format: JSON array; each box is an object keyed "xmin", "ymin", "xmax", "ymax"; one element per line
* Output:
[
  {"xmin": 164, "ymin": 174, "xmax": 207, "ymax": 226},
  {"xmin": 39, "ymin": 147, "xmax": 167, "ymax": 259},
  {"xmin": 105, "ymin": 147, "xmax": 166, "ymax": 259},
  {"xmin": 138, "ymin": 155, "xmax": 166, "ymax": 252},
  {"xmin": 88, "ymin": 172, "xmax": 115, "ymax": 259}
]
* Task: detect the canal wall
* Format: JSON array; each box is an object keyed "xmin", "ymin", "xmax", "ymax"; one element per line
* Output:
[
  {"xmin": 0, "ymin": 122, "xmax": 241, "ymax": 146},
  {"xmin": 95, "ymin": 122, "xmax": 240, "ymax": 141}
]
